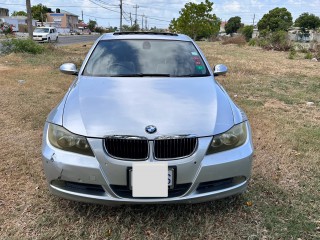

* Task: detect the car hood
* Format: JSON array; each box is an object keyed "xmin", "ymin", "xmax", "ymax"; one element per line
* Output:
[{"xmin": 63, "ymin": 76, "xmax": 234, "ymax": 139}]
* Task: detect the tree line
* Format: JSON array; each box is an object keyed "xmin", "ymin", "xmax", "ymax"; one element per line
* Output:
[
  {"xmin": 169, "ymin": 3, "xmax": 320, "ymax": 40},
  {"xmin": 11, "ymin": 2, "xmax": 320, "ymax": 39}
]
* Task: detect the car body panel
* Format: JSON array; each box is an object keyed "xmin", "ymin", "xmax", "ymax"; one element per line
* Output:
[
  {"xmin": 62, "ymin": 76, "xmax": 234, "ymax": 138},
  {"xmin": 42, "ymin": 121, "xmax": 253, "ymax": 205}
]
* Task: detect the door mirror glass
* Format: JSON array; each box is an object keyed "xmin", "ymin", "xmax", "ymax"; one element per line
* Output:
[
  {"xmin": 60, "ymin": 63, "xmax": 78, "ymax": 75},
  {"xmin": 213, "ymin": 64, "xmax": 228, "ymax": 76}
]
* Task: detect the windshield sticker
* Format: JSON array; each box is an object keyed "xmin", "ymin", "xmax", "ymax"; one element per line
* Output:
[
  {"xmin": 196, "ymin": 65, "xmax": 204, "ymax": 70},
  {"xmin": 192, "ymin": 56, "xmax": 202, "ymax": 65},
  {"xmin": 191, "ymin": 51, "xmax": 198, "ymax": 56},
  {"xmin": 143, "ymin": 41, "xmax": 151, "ymax": 49}
]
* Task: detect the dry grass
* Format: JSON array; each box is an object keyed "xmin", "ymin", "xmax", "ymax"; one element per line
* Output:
[
  {"xmin": 221, "ymin": 35, "xmax": 247, "ymax": 46},
  {"xmin": 0, "ymin": 42, "xmax": 319, "ymax": 239}
]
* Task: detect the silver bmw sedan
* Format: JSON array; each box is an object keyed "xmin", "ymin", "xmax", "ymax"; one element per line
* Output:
[{"xmin": 42, "ymin": 32, "xmax": 254, "ymax": 205}]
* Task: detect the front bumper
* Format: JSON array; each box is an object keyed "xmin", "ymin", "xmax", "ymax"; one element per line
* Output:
[
  {"xmin": 42, "ymin": 122, "xmax": 254, "ymax": 205},
  {"xmin": 33, "ymin": 37, "xmax": 48, "ymax": 42}
]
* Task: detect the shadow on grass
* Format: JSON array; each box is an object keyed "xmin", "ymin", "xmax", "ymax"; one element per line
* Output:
[
  {"xmin": 55, "ymin": 193, "xmax": 246, "ymax": 219},
  {"xmin": 47, "ymin": 194, "xmax": 250, "ymax": 238}
]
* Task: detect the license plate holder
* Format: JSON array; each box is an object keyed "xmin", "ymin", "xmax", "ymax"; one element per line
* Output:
[{"xmin": 128, "ymin": 167, "xmax": 175, "ymax": 190}]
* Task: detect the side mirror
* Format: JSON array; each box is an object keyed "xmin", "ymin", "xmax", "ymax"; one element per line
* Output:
[
  {"xmin": 213, "ymin": 64, "xmax": 228, "ymax": 76},
  {"xmin": 60, "ymin": 63, "xmax": 78, "ymax": 75}
]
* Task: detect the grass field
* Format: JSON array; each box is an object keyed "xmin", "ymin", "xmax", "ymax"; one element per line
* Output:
[{"xmin": 0, "ymin": 41, "xmax": 319, "ymax": 239}]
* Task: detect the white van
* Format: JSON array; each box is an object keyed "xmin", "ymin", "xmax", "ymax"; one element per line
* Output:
[{"xmin": 33, "ymin": 27, "xmax": 58, "ymax": 43}]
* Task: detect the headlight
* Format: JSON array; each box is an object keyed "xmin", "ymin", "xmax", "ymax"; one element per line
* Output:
[
  {"xmin": 207, "ymin": 122, "xmax": 247, "ymax": 154},
  {"xmin": 48, "ymin": 123, "xmax": 94, "ymax": 156}
]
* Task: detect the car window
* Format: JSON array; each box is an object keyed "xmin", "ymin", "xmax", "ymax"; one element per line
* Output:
[
  {"xmin": 83, "ymin": 40, "xmax": 210, "ymax": 77},
  {"xmin": 34, "ymin": 28, "xmax": 49, "ymax": 33}
]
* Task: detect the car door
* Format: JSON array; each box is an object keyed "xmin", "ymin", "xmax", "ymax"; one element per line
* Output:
[{"xmin": 53, "ymin": 28, "xmax": 58, "ymax": 40}]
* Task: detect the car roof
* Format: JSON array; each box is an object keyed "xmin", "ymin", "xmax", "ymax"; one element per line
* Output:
[{"xmin": 100, "ymin": 32, "xmax": 192, "ymax": 41}]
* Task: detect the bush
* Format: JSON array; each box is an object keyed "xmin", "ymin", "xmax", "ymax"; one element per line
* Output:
[
  {"xmin": 1, "ymin": 38, "xmax": 44, "ymax": 54},
  {"xmin": 288, "ymin": 47, "xmax": 296, "ymax": 59},
  {"xmin": 252, "ymin": 31, "xmax": 291, "ymax": 51},
  {"xmin": 221, "ymin": 35, "xmax": 246, "ymax": 46},
  {"xmin": 265, "ymin": 31, "xmax": 291, "ymax": 51},
  {"xmin": 304, "ymin": 52, "xmax": 313, "ymax": 59},
  {"xmin": 241, "ymin": 26, "xmax": 254, "ymax": 42},
  {"xmin": 312, "ymin": 43, "xmax": 320, "ymax": 60},
  {"xmin": 248, "ymin": 39, "xmax": 257, "ymax": 46}
]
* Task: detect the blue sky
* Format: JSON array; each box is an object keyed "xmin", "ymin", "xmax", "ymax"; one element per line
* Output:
[{"xmin": 1, "ymin": 0, "xmax": 320, "ymax": 28}]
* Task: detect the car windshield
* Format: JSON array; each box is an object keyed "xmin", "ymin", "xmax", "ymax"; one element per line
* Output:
[
  {"xmin": 34, "ymin": 28, "xmax": 49, "ymax": 33},
  {"xmin": 83, "ymin": 39, "xmax": 210, "ymax": 77}
]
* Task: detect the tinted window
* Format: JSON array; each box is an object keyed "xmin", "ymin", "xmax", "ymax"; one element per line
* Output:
[
  {"xmin": 34, "ymin": 28, "xmax": 49, "ymax": 33},
  {"xmin": 83, "ymin": 40, "xmax": 209, "ymax": 77}
]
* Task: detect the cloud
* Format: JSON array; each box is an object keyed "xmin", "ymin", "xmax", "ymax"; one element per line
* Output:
[{"xmin": 222, "ymin": 1, "xmax": 242, "ymax": 12}]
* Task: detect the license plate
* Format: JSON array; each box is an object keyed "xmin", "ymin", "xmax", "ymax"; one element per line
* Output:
[
  {"xmin": 33, "ymin": 37, "xmax": 42, "ymax": 40},
  {"xmin": 129, "ymin": 168, "xmax": 174, "ymax": 189}
]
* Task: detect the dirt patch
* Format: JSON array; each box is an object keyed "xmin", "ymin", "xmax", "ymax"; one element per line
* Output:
[{"xmin": 0, "ymin": 64, "xmax": 11, "ymax": 71}]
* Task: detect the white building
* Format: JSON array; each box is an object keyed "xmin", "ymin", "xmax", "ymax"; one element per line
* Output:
[{"xmin": 0, "ymin": 16, "xmax": 37, "ymax": 32}]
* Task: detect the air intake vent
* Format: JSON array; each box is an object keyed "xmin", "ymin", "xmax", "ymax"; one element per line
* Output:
[
  {"xmin": 105, "ymin": 137, "xmax": 148, "ymax": 160},
  {"xmin": 154, "ymin": 137, "xmax": 197, "ymax": 159}
]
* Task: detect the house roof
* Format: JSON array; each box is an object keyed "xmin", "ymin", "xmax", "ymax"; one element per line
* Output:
[
  {"xmin": 48, "ymin": 10, "xmax": 78, "ymax": 17},
  {"xmin": 60, "ymin": 10, "xmax": 78, "ymax": 17}
]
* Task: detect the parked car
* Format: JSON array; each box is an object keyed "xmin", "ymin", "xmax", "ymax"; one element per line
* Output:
[
  {"xmin": 42, "ymin": 32, "xmax": 254, "ymax": 205},
  {"xmin": 33, "ymin": 27, "xmax": 58, "ymax": 43}
]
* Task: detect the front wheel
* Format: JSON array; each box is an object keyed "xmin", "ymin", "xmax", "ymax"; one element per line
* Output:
[
  {"xmin": 48, "ymin": 37, "xmax": 51, "ymax": 43},
  {"xmin": 56, "ymin": 36, "xmax": 59, "ymax": 42}
]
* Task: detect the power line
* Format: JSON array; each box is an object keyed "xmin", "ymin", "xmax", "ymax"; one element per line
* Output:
[
  {"xmin": 89, "ymin": 0, "xmax": 119, "ymax": 7},
  {"xmin": 133, "ymin": 4, "xmax": 139, "ymax": 25},
  {"xmin": 83, "ymin": 13, "xmax": 119, "ymax": 20},
  {"xmin": 88, "ymin": 0, "xmax": 120, "ymax": 14}
]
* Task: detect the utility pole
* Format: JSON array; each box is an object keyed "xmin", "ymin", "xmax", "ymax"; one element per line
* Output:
[
  {"xmin": 133, "ymin": 4, "xmax": 139, "ymax": 25},
  {"xmin": 40, "ymin": 4, "xmax": 44, "ymax": 26},
  {"xmin": 145, "ymin": 16, "xmax": 147, "ymax": 30},
  {"xmin": 252, "ymin": 14, "xmax": 255, "ymax": 27},
  {"xmin": 129, "ymin": 12, "xmax": 132, "ymax": 26},
  {"xmin": 141, "ymin": 14, "xmax": 144, "ymax": 30},
  {"xmin": 26, "ymin": 0, "xmax": 33, "ymax": 38},
  {"xmin": 120, "ymin": 0, "xmax": 123, "ymax": 31},
  {"xmin": 82, "ymin": 10, "xmax": 84, "ymax": 22}
]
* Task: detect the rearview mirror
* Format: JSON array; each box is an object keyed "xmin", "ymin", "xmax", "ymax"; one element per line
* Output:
[
  {"xmin": 213, "ymin": 64, "xmax": 228, "ymax": 76},
  {"xmin": 60, "ymin": 63, "xmax": 78, "ymax": 75}
]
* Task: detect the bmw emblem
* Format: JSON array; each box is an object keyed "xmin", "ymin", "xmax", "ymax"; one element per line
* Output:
[{"xmin": 145, "ymin": 125, "xmax": 157, "ymax": 134}]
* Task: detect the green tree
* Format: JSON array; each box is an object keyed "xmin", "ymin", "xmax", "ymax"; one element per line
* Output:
[
  {"xmin": 225, "ymin": 16, "xmax": 242, "ymax": 36},
  {"xmin": 11, "ymin": 11, "xmax": 27, "ymax": 16},
  {"xmin": 150, "ymin": 26, "xmax": 166, "ymax": 32},
  {"xmin": 88, "ymin": 19, "xmax": 97, "ymax": 32},
  {"xmin": 241, "ymin": 25, "xmax": 254, "ymax": 41},
  {"xmin": 169, "ymin": 0, "xmax": 220, "ymax": 40},
  {"xmin": 257, "ymin": 7, "xmax": 293, "ymax": 32},
  {"xmin": 121, "ymin": 24, "xmax": 140, "ymax": 31},
  {"xmin": 295, "ymin": 12, "xmax": 320, "ymax": 32},
  {"xmin": 31, "ymin": 4, "xmax": 52, "ymax": 22},
  {"xmin": 94, "ymin": 26, "xmax": 105, "ymax": 34}
]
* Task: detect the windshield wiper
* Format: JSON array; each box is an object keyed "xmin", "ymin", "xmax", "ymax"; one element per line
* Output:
[
  {"xmin": 109, "ymin": 73, "xmax": 171, "ymax": 77},
  {"xmin": 172, "ymin": 74, "xmax": 209, "ymax": 77}
]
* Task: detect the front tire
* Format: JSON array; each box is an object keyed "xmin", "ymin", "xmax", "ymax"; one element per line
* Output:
[{"xmin": 48, "ymin": 38, "xmax": 51, "ymax": 43}]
